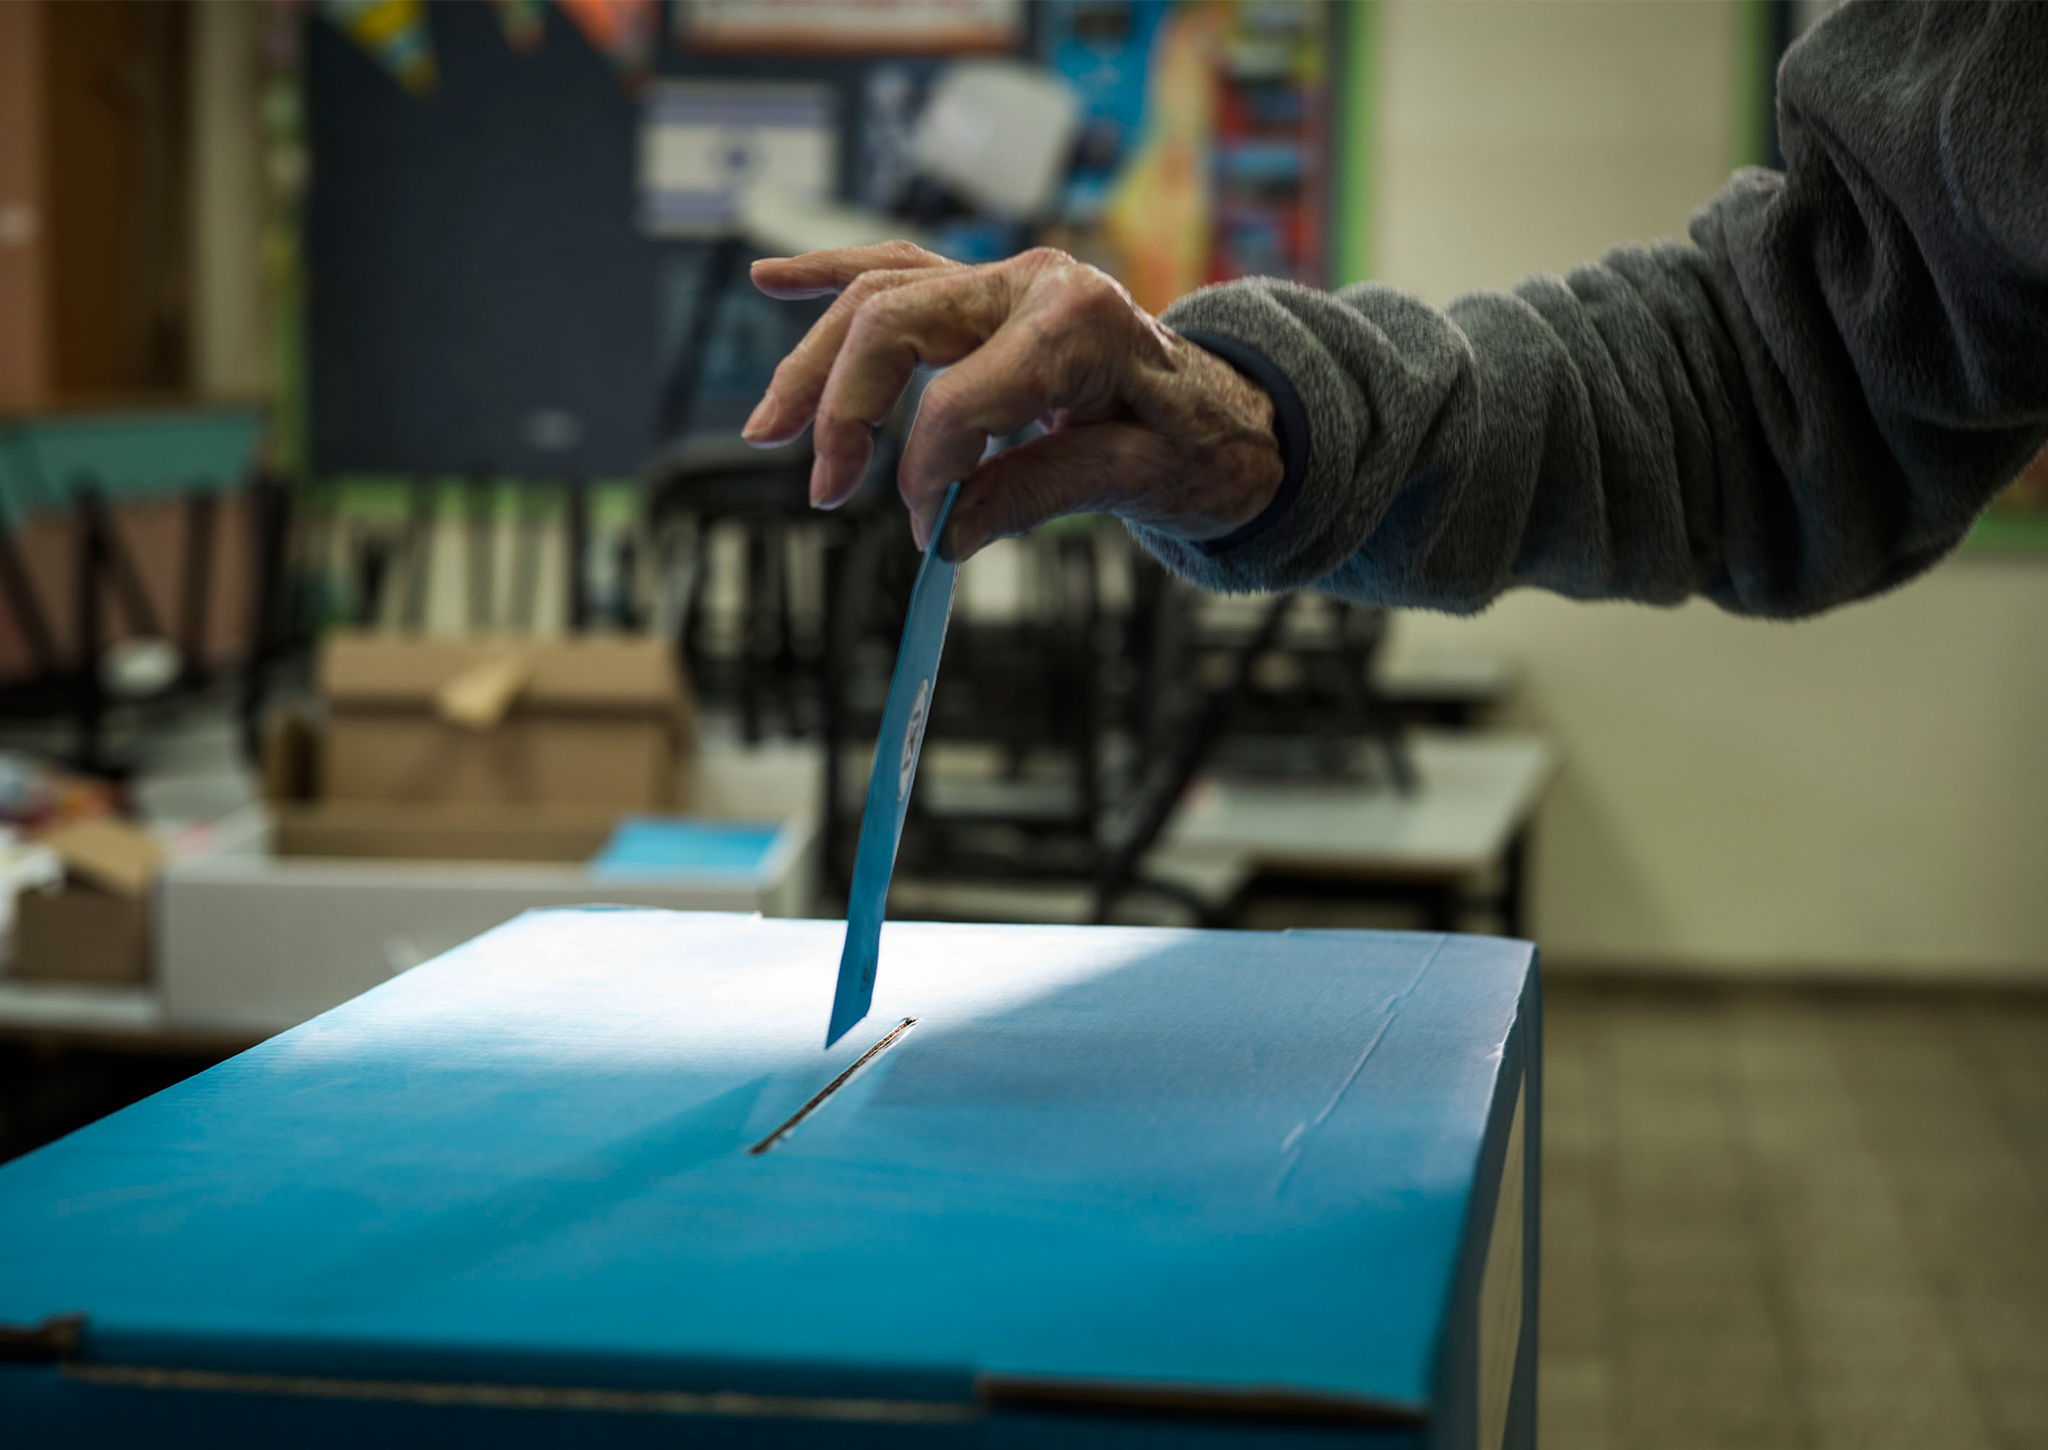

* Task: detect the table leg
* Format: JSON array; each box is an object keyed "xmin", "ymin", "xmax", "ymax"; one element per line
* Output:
[{"xmin": 1501, "ymin": 825, "xmax": 1531, "ymax": 940}]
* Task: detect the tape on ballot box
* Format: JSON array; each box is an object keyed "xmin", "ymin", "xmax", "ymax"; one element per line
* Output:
[{"xmin": 0, "ymin": 911, "xmax": 1539, "ymax": 1450}]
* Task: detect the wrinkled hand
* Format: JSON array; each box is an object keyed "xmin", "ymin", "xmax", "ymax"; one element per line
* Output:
[{"xmin": 743, "ymin": 243, "xmax": 1283, "ymax": 560}]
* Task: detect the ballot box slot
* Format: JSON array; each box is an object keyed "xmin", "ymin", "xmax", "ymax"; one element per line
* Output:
[{"xmin": 749, "ymin": 1017, "xmax": 918, "ymax": 1155}]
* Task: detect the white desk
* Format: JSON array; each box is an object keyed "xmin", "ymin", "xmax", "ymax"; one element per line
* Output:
[{"xmin": 1165, "ymin": 732, "xmax": 1557, "ymax": 933}]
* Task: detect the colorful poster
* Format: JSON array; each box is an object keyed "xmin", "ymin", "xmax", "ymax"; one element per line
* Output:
[
  {"xmin": 1045, "ymin": 0, "xmax": 1174, "ymax": 227},
  {"xmin": 321, "ymin": 0, "xmax": 435, "ymax": 92},
  {"xmin": 1101, "ymin": 4, "xmax": 1222, "ymax": 313},
  {"xmin": 1210, "ymin": 0, "xmax": 1327, "ymax": 287},
  {"xmin": 1045, "ymin": 1, "xmax": 1329, "ymax": 301}
]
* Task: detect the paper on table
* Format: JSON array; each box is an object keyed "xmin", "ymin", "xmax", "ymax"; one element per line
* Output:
[{"xmin": 826, "ymin": 483, "xmax": 961, "ymax": 1047}]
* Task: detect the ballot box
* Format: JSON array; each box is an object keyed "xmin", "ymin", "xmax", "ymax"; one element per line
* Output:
[{"xmin": 0, "ymin": 911, "xmax": 1538, "ymax": 1449}]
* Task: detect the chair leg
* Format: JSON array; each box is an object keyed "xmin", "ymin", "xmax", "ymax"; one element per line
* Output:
[{"xmin": 178, "ymin": 490, "xmax": 218, "ymax": 687}]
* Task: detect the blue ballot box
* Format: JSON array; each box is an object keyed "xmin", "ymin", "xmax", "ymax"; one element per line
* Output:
[{"xmin": 0, "ymin": 911, "xmax": 1538, "ymax": 1449}]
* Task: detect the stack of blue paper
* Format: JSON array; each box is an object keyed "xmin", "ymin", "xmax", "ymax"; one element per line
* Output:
[{"xmin": 587, "ymin": 817, "xmax": 784, "ymax": 879}]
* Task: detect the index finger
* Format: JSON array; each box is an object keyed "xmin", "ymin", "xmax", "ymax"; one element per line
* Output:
[{"xmin": 750, "ymin": 241, "xmax": 950, "ymax": 300}]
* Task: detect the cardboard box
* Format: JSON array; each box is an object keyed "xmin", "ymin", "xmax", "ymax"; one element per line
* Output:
[
  {"xmin": 317, "ymin": 634, "xmax": 695, "ymax": 810},
  {"xmin": 269, "ymin": 802, "xmax": 623, "ymax": 863},
  {"xmin": 11, "ymin": 819, "xmax": 165, "ymax": 985},
  {"xmin": 1, "ymin": 913, "xmax": 1540, "ymax": 1447}
]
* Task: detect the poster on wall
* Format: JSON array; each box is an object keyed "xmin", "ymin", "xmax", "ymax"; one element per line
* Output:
[
  {"xmin": 1042, "ymin": 0, "xmax": 1328, "ymax": 313},
  {"xmin": 1209, "ymin": 0, "xmax": 1327, "ymax": 288},
  {"xmin": 639, "ymin": 83, "xmax": 837, "ymax": 236},
  {"xmin": 674, "ymin": 0, "xmax": 1024, "ymax": 54}
]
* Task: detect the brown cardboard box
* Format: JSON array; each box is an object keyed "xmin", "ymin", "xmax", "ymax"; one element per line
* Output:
[
  {"xmin": 13, "ymin": 818, "xmax": 165, "ymax": 984},
  {"xmin": 317, "ymin": 635, "xmax": 695, "ymax": 811},
  {"xmin": 270, "ymin": 803, "xmax": 625, "ymax": 863}
]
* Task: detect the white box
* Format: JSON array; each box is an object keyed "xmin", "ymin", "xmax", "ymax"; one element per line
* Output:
[{"xmin": 159, "ymin": 745, "xmax": 820, "ymax": 1037}]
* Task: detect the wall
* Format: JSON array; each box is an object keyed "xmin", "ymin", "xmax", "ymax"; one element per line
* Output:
[
  {"xmin": 189, "ymin": 0, "xmax": 271, "ymax": 400},
  {"xmin": 1376, "ymin": 0, "xmax": 1739, "ymax": 298},
  {"xmin": 0, "ymin": 1, "xmax": 48, "ymax": 412},
  {"xmin": 1369, "ymin": 0, "xmax": 2048, "ymax": 980},
  {"xmin": 44, "ymin": 0, "xmax": 191, "ymax": 398}
]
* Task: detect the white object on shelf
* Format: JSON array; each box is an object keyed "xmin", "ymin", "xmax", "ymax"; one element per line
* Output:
[{"xmin": 911, "ymin": 62, "xmax": 1079, "ymax": 219}]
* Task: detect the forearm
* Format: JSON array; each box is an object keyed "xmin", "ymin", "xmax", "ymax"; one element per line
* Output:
[
  {"xmin": 1145, "ymin": 254, "xmax": 1745, "ymax": 613},
  {"xmin": 1140, "ymin": 0, "xmax": 2048, "ymax": 618}
]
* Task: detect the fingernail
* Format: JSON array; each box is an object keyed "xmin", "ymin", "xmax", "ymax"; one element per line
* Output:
[
  {"xmin": 749, "ymin": 257, "xmax": 787, "ymax": 270},
  {"xmin": 742, "ymin": 397, "xmax": 772, "ymax": 441},
  {"xmin": 808, "ymin": 457, "xmax": 830, "ymax": 508}
]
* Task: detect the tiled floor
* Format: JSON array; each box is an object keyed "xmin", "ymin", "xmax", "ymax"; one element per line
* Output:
[{"xmin": 1542, "ymin": 979, "xmax": 2048, "ymax": 1450}]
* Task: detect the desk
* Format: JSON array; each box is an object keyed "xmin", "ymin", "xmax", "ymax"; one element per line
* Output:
[
  {"xmin": 1372, "ymin": 646, "xmax": 1517, "ymax": 728},
  {"xmin": 0, "ymin": 909, "xmax": 1538, "ymax": 1448},
  {"xmin": 1167, "ymin": 732, "xmax": 1557, "ymax": 935}
]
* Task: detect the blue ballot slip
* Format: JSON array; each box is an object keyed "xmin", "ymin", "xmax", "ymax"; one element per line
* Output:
[
  {"xmin": 828, "ymin": 481, "xmax": 962, "ymax": 1048},
  {"xmin": 0, "ymin": 910, "xmax": 1539, "ymax": 1449}
]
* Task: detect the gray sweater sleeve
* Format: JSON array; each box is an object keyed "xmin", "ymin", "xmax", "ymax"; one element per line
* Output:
[{"xmin": 1137, "ymin": 0, "xmax": 2048, "ymax": 618}]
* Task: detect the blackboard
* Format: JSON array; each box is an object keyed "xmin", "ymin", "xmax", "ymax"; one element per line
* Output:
[{"xmin": 307, "ymin": 4, "xmax": 897, "ymax": 477}]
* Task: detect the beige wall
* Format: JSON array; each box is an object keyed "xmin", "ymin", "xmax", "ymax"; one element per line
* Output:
[
  {"xmin": 1377, "ymin": 0, "xmax": 1738, "ymax": 300},
  {"xmin": 189, "ymin": 0, "xmax": 271, "ymax": 400},
  {"xmin": 1372, "ymin": 0, "xmax": 2048, "ymax": 980}
]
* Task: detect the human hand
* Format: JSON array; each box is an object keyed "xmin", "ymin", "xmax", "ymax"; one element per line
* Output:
[{"xmin": 743, "ymin": 242, "xmax": 1284, "ymax": 559}]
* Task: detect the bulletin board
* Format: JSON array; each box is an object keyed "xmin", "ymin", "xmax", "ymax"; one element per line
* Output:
[{"xmin": 1041, "ymin": 0, "xmax": 1330, "ymax": 314}]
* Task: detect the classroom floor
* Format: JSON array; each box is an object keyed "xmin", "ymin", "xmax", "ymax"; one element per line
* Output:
[
  {"xmin": 4, "ymin": 979, "xmax": 2044, "ymax": 1449},
  {"xmin": 1541, "ymin": 978, "xmax": 2048, "ymax": 1450}
]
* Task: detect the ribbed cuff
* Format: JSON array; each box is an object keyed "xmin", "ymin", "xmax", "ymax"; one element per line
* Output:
[{"xmin": 1175, "ymin": 328, "xmax": 1311, "ymax": 556}]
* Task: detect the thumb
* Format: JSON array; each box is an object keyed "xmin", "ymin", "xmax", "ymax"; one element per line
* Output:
[{"xmin": 939, "ymin": 423, "xmax": 1169, "ymax": 561}]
